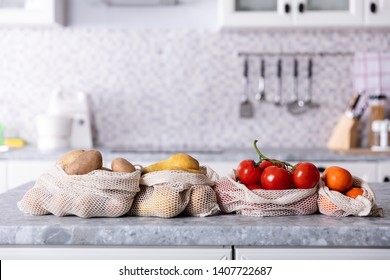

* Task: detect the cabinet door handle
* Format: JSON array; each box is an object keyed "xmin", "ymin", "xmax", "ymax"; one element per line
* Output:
[
  {"xmin": 284, "ymin": 3, "xmax": 291, "ymax": 13},
  {"xmin": 298, "ymin": 2, "xmax": 305, "ymax": 13},
  {"xmin": 317, "ymin": 167, "xmax": 326, "ymax": 173},
  {"xmin": 384, "ymin": 176, "xmax": 390, "ymax": 182},
  {"xmin": 370, "ymin": 2, "xmax": 377, "ymax": 13}
]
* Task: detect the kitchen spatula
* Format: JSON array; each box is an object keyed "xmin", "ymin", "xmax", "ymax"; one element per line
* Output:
[{"xmin": 240, "ymin": 57, "xmax": 254, "ymax": 118}]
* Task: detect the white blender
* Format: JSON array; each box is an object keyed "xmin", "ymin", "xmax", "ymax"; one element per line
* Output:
[{"xmin": 35, "ymin": 89, "xmax": 93, "ymax": 151}]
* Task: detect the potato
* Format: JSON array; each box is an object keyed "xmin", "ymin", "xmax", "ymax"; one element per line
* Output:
[
  {"xmin": 111, "ymin": 157, "xmax": 136, "ymax": 173},
  {"xmin": 64, "ymin": 150, "xmax": 103, "ymax": 175},
  {"xmin": 58, "ymin": 149, "xmax": 85, "ymax": 168},
  {"xmin": 100, "ymin": 167, "xmax": 112, "ymax": 172}
]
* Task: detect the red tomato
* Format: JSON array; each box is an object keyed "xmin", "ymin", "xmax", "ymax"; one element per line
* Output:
[
  {"xmin": 237, "ymin": 160, "xmax": 262, "ymax": 186},
  {"xmin": 260, "ymin": 160, "xmax": 274, "ymax": 170},
  {"xmin": 293, "ymin": 162, "xmax": 320, "ymax": 189},
  {"xmin": 259, "ymin": 159, "xmax": 285, "ymax": 169},
  {"xmin": 246, "ymin": 184, "xmax": 263, "ymax": 190},
  {"xmin": 260, "ymin": 166, "xmax": 293, "ymax": 190}
]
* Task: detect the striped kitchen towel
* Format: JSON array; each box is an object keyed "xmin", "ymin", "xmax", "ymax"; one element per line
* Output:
[{"xmin": 354, "ymin": 52, "xmax": 390, "ymax": 94}]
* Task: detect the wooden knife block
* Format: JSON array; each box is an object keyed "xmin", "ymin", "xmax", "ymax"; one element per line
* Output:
[{"xmin": 327, "ymin": 114, "xmax": 359, "ymax": 151}]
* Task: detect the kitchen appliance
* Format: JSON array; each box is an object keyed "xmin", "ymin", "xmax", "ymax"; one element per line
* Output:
[
  {"xmin": 371, "ymin": 119, "xmax": 390, "ymax": 151},
  {"xmin": 36, "ymin": 89, "xmax": 93, "ymax": 151},
  {"xmin": 35, "ymin": 114, "xmax": 72, "ymax": 151}
]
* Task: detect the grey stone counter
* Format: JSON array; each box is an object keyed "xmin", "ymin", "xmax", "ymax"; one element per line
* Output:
[
  {"xmin": 0, "ymin": 183, "xmax": 389, "ymax": 247},
  {"xmin": 1, "ymin": 145, "xmax": 390, "ymax": 163}
]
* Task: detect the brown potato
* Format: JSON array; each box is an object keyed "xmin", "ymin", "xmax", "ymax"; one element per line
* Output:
[
  {"xmin": 111, "ymin": 157, "xmax": 136, "ymax": 173},
  {"xmin": 64, "ymin": 150, "xmax": 103, "ymax": 175},
  {"xmin": 58, "ymin": 149, "xmax": 85, "ymax": 168},
  {"xmin": 100, "ymin": 167, "xmax": 112, "ymax": 172}
]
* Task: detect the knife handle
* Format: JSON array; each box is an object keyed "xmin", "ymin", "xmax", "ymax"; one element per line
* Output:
[{"xmin": 348, "ymin": 92, "xmax": 361, "ymax": 111}]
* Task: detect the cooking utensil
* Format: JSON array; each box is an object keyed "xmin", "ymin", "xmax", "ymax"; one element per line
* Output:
[
  {"xmin": 287, "ymin": 58, "xmax": 307, "ymax": 115},
  {"xmin": 304, "ymin": 58, "xmax": 320, "ymax": 109},
  {"xmin": 274, "ymin": 58, "xmax": 282, "ymax": 106},
  {"xmin": 255, "ymin": 59, "xmax": 266, "ymax": 102},
  {"xmin": 239, "ymin": 57, "xmax": 254, "ymax": 118}
]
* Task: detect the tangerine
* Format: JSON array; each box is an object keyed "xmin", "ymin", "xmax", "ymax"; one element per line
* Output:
[
  {"xmin": 323, "ymin": 166, "xmax": 353, "ymax": 193},
  {"xmin": 318, "ymin": 195, "xmax": 338, "ymax": 214},
  {"xmin": 345, "ymin": 187, "xmax": 364, "ymax": 199}
]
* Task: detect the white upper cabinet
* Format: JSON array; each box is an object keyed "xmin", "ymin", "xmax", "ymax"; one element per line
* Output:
[
  {"xmin": 218, "ymin": 0, "xmax": 292, "ymax": 27},
  {"xmin": 219, "ymin": 0, "xmax": 390, "ymax": 28},
  {"xmin": 365, "ymin": 0, "xmax": 390, "ymax": 26},
  {"xmin": 293, "ymin": 0, "xmax": 364, "ymax": 26},
  {"xmin": 0, "ymin": 0, "xmax": 64, "ymax": 25}
]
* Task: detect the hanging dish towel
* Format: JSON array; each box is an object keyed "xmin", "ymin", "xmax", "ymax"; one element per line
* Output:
[{"xmin": 354, "ymin": 52, "xmax": 390, "ymax": 94}]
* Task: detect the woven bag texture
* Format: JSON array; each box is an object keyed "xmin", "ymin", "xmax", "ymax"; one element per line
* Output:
[
  {"xmin": 214, "ymin": 170, "xmax": 318, "ymax": 217},
  {"xmin": 128, "ymin": 166, "xmax": 220, "ymax": 218},
  {"xmin": 318, "ymin": 176, "xmax": 384, "ymax": 217},
  {"xmin": 17, "ymin": 165, "xmax": 141, "ymax": 218}
]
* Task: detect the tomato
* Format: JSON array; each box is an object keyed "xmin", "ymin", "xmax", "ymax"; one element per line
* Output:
[
  {"xmin": 260, "ymin": 166, "xmax": 293, "ymax": 190},
  {"xmin": 246, "ymin": 184, "xmax": 263, "ymax": 190},
  {"xmin": 260, "ymin": 160, "xmax": 274, "ymax": 170},
  {"xmin": 323, "ymin": 166, "xmax": 353, "ymax": 193},
  {"xmin": 260, "ymin": 160, "xmax": 284, "ymax": 169},
  {"xmin": 292, "ymin": 162, "xmax": 320, "ymax": 189},
  {"xmin": 237, "ymin": 160, "xmax": 262, "ymax": 186}
]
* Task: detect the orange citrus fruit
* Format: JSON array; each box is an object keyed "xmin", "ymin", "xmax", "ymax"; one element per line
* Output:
[
  {"xmin": 323, "ymin": 166, "xmax": 353, "ymax": 193},
  {"xmin": 318, "ymin": 195, "xmax": 338, "ymax": 214},
  {"xmin": 345, "ymin": 187, "xmax": 364, "ymax": 199}
]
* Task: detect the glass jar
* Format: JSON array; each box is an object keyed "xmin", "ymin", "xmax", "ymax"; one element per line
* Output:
[{"xmin": 369, "ymin": 94, "xmax": 387, "ymax": 147}]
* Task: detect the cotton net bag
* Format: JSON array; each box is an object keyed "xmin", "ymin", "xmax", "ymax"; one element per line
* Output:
[
  {"xmin": 17, "ymin": 164, "xmax": 141, "ymax": 218},
  {"xmin": 214, "ymin": 170, "xmax": 318, "ymax": 217},
  {"xmin": 128, "ymin": 166, "xmax": 220, "ymax": 218},
  {"xmin": 318, "ymin": 176, "xmax": 384, "ymax": 217}
]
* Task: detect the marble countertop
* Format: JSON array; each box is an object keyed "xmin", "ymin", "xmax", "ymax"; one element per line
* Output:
[
  {"xmin": 1, "ymin": 145, "xmax": 390, "ymax": 163},
  {"xmin": 0, "ymin": 182, "xmax": 389, "ymax": 247}
]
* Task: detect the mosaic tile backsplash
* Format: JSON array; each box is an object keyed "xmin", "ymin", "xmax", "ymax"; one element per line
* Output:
[{"xmin": 1, "ymin": 27, "xmax": 390, "ymax": 150}]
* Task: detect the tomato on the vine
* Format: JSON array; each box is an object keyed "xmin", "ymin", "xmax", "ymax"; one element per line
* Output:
[
  {"xmin": 246, "ymin": 184, "xmax": 263, "ymax": 190},
  {"xmin": 292, "ymin": 162, "xmax": 320, "ymax": 189},
  {"xmin": 259, "ymin": 160, "xmax": 273, "ymax": 170},
  {"xmin": 260, "ymin": 166, "xmax": 293, "ymax": 190},
  {"xmin": 260, "ymin": 159, "xmax": 284, "ymax": 169},
  {"xmin": 237, "ymin": 160, "xmax": 262, "ymax": 186}
]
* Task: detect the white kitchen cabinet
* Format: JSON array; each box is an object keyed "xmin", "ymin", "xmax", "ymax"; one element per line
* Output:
[
  {"xmin": 0, "ymin": 0, "xmax": 64, "ymax": 25},
  {"xmin": 365, "ymin": 0, "xmax": 390, "ymax": 26},
  {"xmin": 0, "ymin": 246, "xmax": 232, "ymax": 260},
  {"xmin": 203, "ymin": 161, "xmax": 235, "ymax": 178},
  {"xmin": 293, "ymin": 0, "xmax": 364, "ymax": 27},
  {"xmin": 7, "ymin": 160, "xmax": 55, "ymax": 190},
  {"xmin": 235, "ymin": 247, "xmax": 390, "ymax": 260},
  {"xmin": 376, "ymin": 161, "xmax": 390, "ymax": 183},
  {"xmin": 218, "ymin": 0, "xmax": 292, "ymax": 27},
  {"xmin": 218, "ymin": 0, "xmax": 390, "ymax": 28},
  {"xmin": 0, "ymin": 161, "xmax": 7, "ymax": 194}
]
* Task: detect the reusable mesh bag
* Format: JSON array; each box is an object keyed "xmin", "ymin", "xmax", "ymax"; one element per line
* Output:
[
  {"xmin": 128, "ymin": 166, "xmax": 220, "ymax": 218},
  {"xmin": 318, "ymin": 176, "xmax": 384, "ymax": 217},
  {"xmin": 17, "ymin": 164, "xmax": 141, "ymax": 218},
  {"xmin": 214, "ymin": 170, "xmax": 318, "ymax": 217}
]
